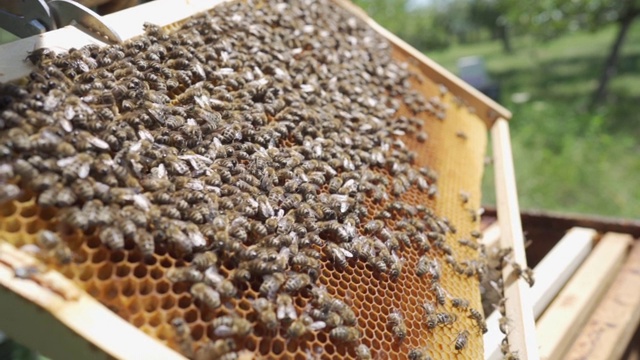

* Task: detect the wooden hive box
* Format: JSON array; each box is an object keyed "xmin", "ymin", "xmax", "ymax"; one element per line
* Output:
[
  {"xmin": 0, "ymin": 0, "xmax": 534, "ymax": 359},
  {"xmin": 481, "ymin": 209, "xmax": 640, "ymax": 360}
]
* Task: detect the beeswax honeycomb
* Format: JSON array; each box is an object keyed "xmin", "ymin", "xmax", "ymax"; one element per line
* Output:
[{"xmin": 0, "ymin": 0, "xmax": 489, "ymax": 359}]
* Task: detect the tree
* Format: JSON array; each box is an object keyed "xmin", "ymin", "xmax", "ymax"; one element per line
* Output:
[
  {"xmin": 499, "ymin": 0, "xmax": 640, "ymax": 107},
  {"xmin": 589, "ymin": 0, "xmax": 640, "ymax": 107},
  {"xmin": 352, "ymin": 0, "xmax": 453, "ymax": 51},
  {"xmin": 469, "ymin": 0, "xmax": 513, "ymax": 53}
]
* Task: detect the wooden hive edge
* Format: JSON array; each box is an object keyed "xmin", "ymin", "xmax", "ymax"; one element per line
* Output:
[
  {"xmin": 536, "ymin": 232, "xmax": 633, "ymax": 360},
  {"xmin": 483, "ymin": 226, "xmax": 597, "ymax": 360},
  {"xmin": 565, "ymin": 238, "xmax": 640, "ymax": 360},
  {"xmin": 491, "ymin": 118, "xmax": 539, "ymax": 360},
  {"xmin": 0, "ymin": 240, "xmax": 186, "ymax": 360}
]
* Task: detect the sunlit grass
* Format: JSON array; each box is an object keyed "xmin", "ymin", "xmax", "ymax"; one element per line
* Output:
[{"xmin": 429, "ymin": 23, "xmax": 640, "ymax": 218}]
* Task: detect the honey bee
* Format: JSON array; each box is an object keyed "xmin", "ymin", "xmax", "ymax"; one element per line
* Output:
[
  {"xmin": 459, "ymin": 190, "xmax": 470, "ymax": 204},
  {"xmin": 339, "ymin": 305, "xmax": 358, "ymax": 326},
  {"xmin": 216, "ymin": 279, "xmax": 238, "ymax": 298},
  {"xmin": 454, "ymin": 330, "xmax": 469, "ymax": 351},
  {"xmin": 190, "ymin": 283, "xmax": 221, "ymax": 309},
  {"xmin": 25, "ymin": 47, "xmax": 56, "ymax": 65},
  {"xmin": 451, "ymin": 298, "xmax": 470, "ymax": 309},
  {"xmin": 408, "ymin": 347, "xmax": 432, "ymax": 360},
  {"xmin": 229, "ymin": 268, "xmax": 251, "ymax": 283},
  {"xmin": 425, "ymin": 314, "xmax": 438, "ymax": 329},
  {"xmin": 286, "ymin": 314, "xmax": 326, "ymax": 338},
  {"xmin": 134, "ymin": 229, "xmax": 154, "ymax": 259},
  {"xmin": 496, "ymin": 298, "xmax": 507, "ymax": 316},
  {"xmin": 171, "ymin": 317, "xmax": 194, "ymax": 358},
  {"xmin": 499, "ymin": 316, "xmax": 510, "ymax": 334},
  {"xmin": 329, "ymin": 326, "xmax": 360, "ymax": 343},
  {"xmin": 431, "ymin": 283, "xmax": 446, "ymax": 306},
  {"xmin": 99, "ymin": 227, "xmax": 124, "ymax": 250},
  {"xmin": 259, "ymin": 273, "xmax": 286, "ymax": 299},
  {"xmin": 167, "ymin": 266, "xmax": 204, "ymax": 283},
  {"xmin": 194, "ymin": 339, "xmax": 236, "ymax": 360},
  {"xmin": 363, "ymin": 220, "xmax": 384, "ymax": 234},
  {"xmin": 166, "ymin": 224, "xmax": 193, "ymax": 256},
  {"xmin": 192, "ymin": 252, "xmax": 218, "ymax": 271},
  {"xmin": 436, "ymin": 312, "xmax": 457, "ymax": 326},
  {"xmin": 458, "ymin": 238, "xmax": 479, "ymax": 250},
  {"xmin": 512, "ymin": 263, "xmax": 535, "ymax": 287},
  {"xmin": 468, "ymin": 308, "xmax": 488, "ymax": 334},
  {"xmin": 389, "ymin": 255, "xmax": 405, "ymax": 280},
  {"xmin": 276, "ymin": 293, "xmax": 297, "ymax": 321},
  {"xmin": 502, "ymin": 348, "xmax": 520, "ymax": 360},
  {"xmin": 54, "ymin": 187, "xmax": 77, "ymax": 207},
  {"xmin": 368, "ymin": 255, "xmax": 388, "ymax": 273},
  {"xmin": 387, "ymin": 308, "xmax": 407, "ymax": 341},
  {"xmin": 37, "ymin": 230, "xmax": 61, "ymax": 250},
  {"xmin": 36, "ymin": 228, "xmax": 73, "ymax": 264},
  {"xmin": 427, "ymin": 258, "xmax": 441, "ymax": 281},
  {"xmin": 500, "ymin": 337, "xmax": 510, "ymax": 355},
  {"xmin": 212, "ymin": 315, "xmax": 252, "ymax": 337},
  {"xmin": 253, "ymin": 298, "xmax": 278, "ymax": 331},
  {"xmin": 324, "ymin": 242, "xmax": 353, "ymax": 268},
  {"xmin": 283, "ymin": 273, "xmax": 311, "ymax": 294},
  {"xmin": 427, "ymin": 185, "xmax": 438, "ymax": 198},
  {"xmin": 355, "ymin": 344, "xmax": 372, "ymax": 360}
]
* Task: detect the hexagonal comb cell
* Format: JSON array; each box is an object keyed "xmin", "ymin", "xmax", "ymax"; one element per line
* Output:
[{"xmin": 0, "ymin": 0, "xmax": 488, "ymax": 359}]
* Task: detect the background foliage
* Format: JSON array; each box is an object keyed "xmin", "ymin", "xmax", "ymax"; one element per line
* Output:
[{"xmin": 355, "ymin": 0, "xmax": 640, "ymax": 218}]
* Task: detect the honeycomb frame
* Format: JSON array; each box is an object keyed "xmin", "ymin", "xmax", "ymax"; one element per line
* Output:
[{"xmin": 0, "ymin": 1, "xmax": 494, "ymax": 359}]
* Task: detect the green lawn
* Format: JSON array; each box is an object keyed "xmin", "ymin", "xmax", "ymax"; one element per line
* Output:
[{"xmin": 428, "ymin": 24, "xmax": 640, "ymax": 218}]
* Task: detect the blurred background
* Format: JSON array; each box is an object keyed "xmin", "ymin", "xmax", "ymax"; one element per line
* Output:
[{"xmin": 353, "ymin": 0, "xmax": 640, "ymax": 218}]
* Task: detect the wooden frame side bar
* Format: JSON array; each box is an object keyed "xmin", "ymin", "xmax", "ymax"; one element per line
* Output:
[
  {"xmin": 536, "ymin": 232, "xmax": 632, "ymax": 360},
  {"xmin": 481, "ymin": 222, "xmax": 501, "ymax": 250},
  {"xmin": 483, "ymin": 227, "xmax": 596, "ymax": 360},
  {"xmin": 565, "ymin": 238, "xmax": 640, "ymax": 360},
  {"xmin": 491, "ymin": 117, "xmax": 539, "ymax": 360},
  {"xmin": 0, "ymin": 241, "xmax": 186, "ymax": 360}
]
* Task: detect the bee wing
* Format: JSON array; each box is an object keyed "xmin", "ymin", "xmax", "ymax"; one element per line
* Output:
[
  {"xmin": 286, "ymin": 304, "xmax": 298, "ymax": 321},
  {"xmin": 308, "ymin": 321, "xmax": 326, "ymax": 331},
  {"xmin": 132, "ymin": 194, "xmax": 151, "ymax": 211},
  {"xmin": 338, "ymin": 247, "xmax": 353, "ymax": 258},
  {"xmin": 213, "ymin": 325, "xmax": 234, "ymax": 337},
  {"xmin": 188, "ymin": 229, "xmax": 207, "ymax": 249},
  {"xmin": 88, "ymin": 136, "xmax": 110, "ymax": 150},
  {"xmin": 204, "ymin": 267, "xmax": 224, "ymax": 286}
]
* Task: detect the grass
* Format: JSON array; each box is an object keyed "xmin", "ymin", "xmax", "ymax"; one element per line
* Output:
[{"xmin": 428, "ymin": 24, "xmax": 640, "ymax": 218}]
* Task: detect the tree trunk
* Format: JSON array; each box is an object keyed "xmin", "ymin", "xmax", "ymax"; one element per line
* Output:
[
  {"xmin": 590, "ymin": 12, "xmax": 637, "ymax": 108},
  {"xmin": 498, "ymin": 23, "xmax": 512, "ymax": 54}
]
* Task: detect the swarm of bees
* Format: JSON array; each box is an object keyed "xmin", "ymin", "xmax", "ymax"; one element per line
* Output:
[{"xmin": 0, "ymin": 0, "xmax": 490, "ymax": 358}]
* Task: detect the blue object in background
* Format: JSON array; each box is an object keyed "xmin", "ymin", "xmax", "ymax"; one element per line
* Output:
[{"xmin": 457, "ymin": 56, "xmax": 501, "ymax": 102}]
